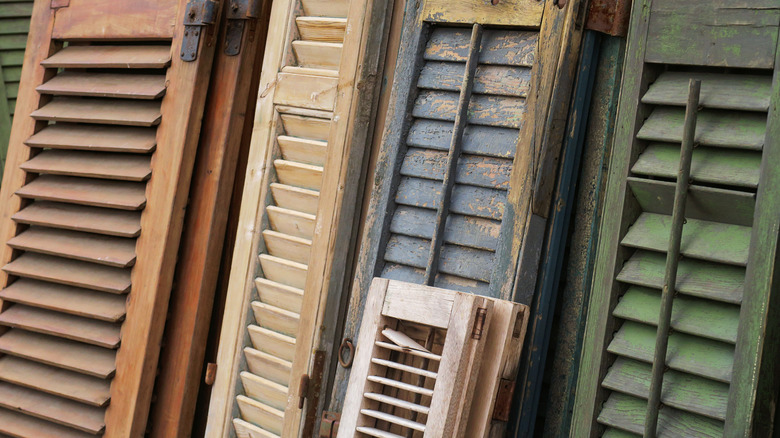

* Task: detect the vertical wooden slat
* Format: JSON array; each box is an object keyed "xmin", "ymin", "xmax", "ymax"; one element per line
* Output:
[
  {"xmin": 644, "ymin": 79, "xmax": 700, "ymax": 437},
  {"xmin": 423, "ymin": 23, "xmax": 482, "ymax": 286}
]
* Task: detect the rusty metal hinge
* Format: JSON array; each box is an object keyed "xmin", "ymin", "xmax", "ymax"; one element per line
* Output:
[
  {"xmin": 320, "ymin": 411, "xmax": 341, "ymax": 438},
  {"xmin": 204, "ymin": 363, "xmax": 218, "ymax": 385},
  {"xmin": 492, "ymin": 379, "xmax": 515, "ymax": 422},
  {"xmin": 50, "ymin": 0, "xmax": 69, "ymax": 8},
  {"xmin": 224, "ymin": 0, "xmax": 262, "ymax": 55},
  {"xmin": 181, "ymin": 0, "xmax": 219, "ymax": 61},
  {"xmin": 472, "ymin": 307, "xmax": 487, "ymax": 340},
  {"xmin": 300, "ymin": 351, "xmax": 326, "ymax": 436}
]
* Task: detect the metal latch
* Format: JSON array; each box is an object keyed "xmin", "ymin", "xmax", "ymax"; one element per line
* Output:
[
  {"xmin": 181, "ymin": 0, "xmax": 219, "ymax": 62},
  {"xmin": 472, "ymin": 307, "xmax": 487, "ymax": 339},
  {"xmin": 492, "ymin": 379, "xmax": 515, "ymax": 422},
  {"xmin": 224, "ymin": 0, "xmax": 262, "ymax": 55},
  {"xmin": 320, "ymin": 412, "xmax": 341, "ymax": 438}
]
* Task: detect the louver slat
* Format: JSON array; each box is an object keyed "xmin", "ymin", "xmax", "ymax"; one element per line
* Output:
[
  {"xmin": 15, "ymin": 175, "xmax": 146, "ymax": 210},
  {"xmin": 0, "ymin": 408, "xmax": 93, "ymax": 438},
  {"xmin": 40, "ymin": 45, "xmax": 172, "ymax": 69},
  {"xmin": 240, "ymin": 371, "xmax": 288, "ymax": 411},
  {"xmin": 237, "ymin": 395, "xmax": 284, "ymax": 436},
  {"xmin": 0, "ymin": 279, "xmax": 126, "ymax": 322},
  {"xmin": 636, "ymin": 108, "xmax": 766, "ymax": 150},
  {"xmin": 12, "ymin": 202, "xmax": 142, "ymax": 238},
  {"xmin": 602, "ymin": 357, "xmax": 728, "ymax": 421},
  {"xmin": 597, "ymin": 392, "xmax": 723, "ymax": 437},
  {"xmin": 37, "ymin": 72, "xmax": 166, "ymax": 99},
  {"xmin": 31, "ymin": 97, "xmax": 162, "ymax": 126},
  {"xmin": 0, "ymin": 356, "xmax": 111, "ymax": 407},
  {"xmin": 0, "ymin": 305, "xmax": 120, "ymax": 348},
  {"xmin": 25, "ymin": 124, "xmax": 157, "ymax": 153},
  {"xmin": 0, "ymin": 382, "xmax": 106, "ymax": 434},
  {"xmin": 0, "ymin": 330, "xmax": 116, "ymax": 378},
  {"xmin": 641, "ymin": 72, "xmax": 772, "ymax": 111},
  {"xmin": 4, "ymin": 253, "xmax": 131, "ymax": 293},
  {"xmin": 22, "ymin": 150, "xmax": 152, "ymax": 181},
  {"xmin": 8, "ymin": 227, "xmax": 136, "ymax": 267}
]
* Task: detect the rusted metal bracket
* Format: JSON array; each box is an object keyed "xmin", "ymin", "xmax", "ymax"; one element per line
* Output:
[
  {"xmin": 181, "ymin": 0, "xmax": 219, "ymax": 61},
  {"xmin": 300, "ymin": 350, "xmax": 326, "ymax": 437},
  {"xmin": 224, "ymin": 0, "xmax": 262, "ymax": 55},
  {"xmin": 472, "ymin": 307, "xmax": 487, "ymax": 340},
  {"xmin": 585, "ymin": 0, "xmax": 631, "ymax": 36},
  {"xmin": 50, "ymin": 0, "xmax": 70, "ymax": 8},
  {"xmin": 320, "ymin": 411, "xmax": 341, "ymax": 437},
  {"xmin": 492, "ymin": 379, "xmax": 516, "ymax": 421}
]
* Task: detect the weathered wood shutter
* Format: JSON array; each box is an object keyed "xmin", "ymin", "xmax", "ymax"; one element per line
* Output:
[
  {"xmin": 572, "ymin": 1, "xmax": 780, "ymax": 436},
  {"xmin": 205, "ymin": 0, "xmax": 389, "ymax": 436},
  {"xmin": 338, "ymin": 278, "xmax": 528, "ymax": 438},
  {"xmin": 0, "ymin": 0, "xmax": 33, "ymax": 181},
  {"xmin": 330, "ymin": 0, "xmax": 585, "ymax": 409},
  {"xmin": 0, "ymin": 1, "xmax": 217, "ymax": 436}
]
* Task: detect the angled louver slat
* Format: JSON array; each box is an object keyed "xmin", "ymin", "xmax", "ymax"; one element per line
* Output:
[
  {"xmin": 4, "ymin": 253, "xmax": 131, "ymax": 293},
  {"xmin": 0, "ymin": 305, "xmax": 120, "ymax": 348},
  {"xmin": 31, "ymin": 97, "xmax": 162, "ymax": 126},
  {"xmin": 16, "ymin": 175, "xmax": 146, "ymax": 210},
  {"xmin": 0, "ymin": 279, "xmax": 126, "ymax": 322},
  {"xmin": 241, "ymin": 371, "xmax": 288, "ymax": 411},
  {"xmin": 8, "ymin": 227, "xmax": 136, "ymax": 267},
  {"xmin": 40, "ymin": 45, "xmax": 172, "ymax": 69},
  {"xmin": 0, "ymin": 382, "xmax": 105, "ymax": 434},
  {"xmin": 0, "ymin": 330, "xmax": 116, "ymax": 378},
  {"xmin": 0, "ymin": 408, "xmax": 94, "ymax": 438},
  {"xmin": 36, "ymin": 72, "xmax": 166, "ymax": 100},
  {"xmin": 12, "ymin": 202, "xmax": 142, "ymax": 238},
  {"xmin": 22, "ymin": 150, "xmax": 152, "ymax": 181},
  {"xmin": 25, "ymin": 124, "xmax": 157, "ymax": 153},
  {"xmin": 0, "ymin": 356, "xmax": 111, "ymax": 407}
]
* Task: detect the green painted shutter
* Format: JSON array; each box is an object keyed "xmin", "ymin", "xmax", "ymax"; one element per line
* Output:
[
  {"xmin": 572, "ymin": 1, "xmax": 780, "ymax": 437},
  {"xmin": 0, "ymin": 1, "xmax": 33, "ymax": 182}
]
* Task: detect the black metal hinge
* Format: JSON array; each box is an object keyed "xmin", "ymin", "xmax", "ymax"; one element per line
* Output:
[
  {"xmin": 181, "ymin": 0, "xmax": 219, "ymax": 61},
  {"xmin": 224, "ymin": 0, "xmax": 263, "ymax": 55}
]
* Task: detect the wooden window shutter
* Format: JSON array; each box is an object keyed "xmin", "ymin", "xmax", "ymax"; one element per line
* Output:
[
  {"xmin": 338, "ymin": 278, "xmax": 529, "ymax": 438},
  {"xmin": 0, "ymin": 0, "xmax": 33, "ymax": 181},
  {"xmin": 0, "ymin": 0, "xmax": 217, "ymax": 436},
  {"xmin": 205, "ymin": 0, "xmax": 390, "ymax": 436},
  {"xmin": 572, "ymin": 1, "xmax": 780, "ymax": 437},
  {"xmin": 330, "ymin": 0, "xmax": 585, "ymax": 408}
]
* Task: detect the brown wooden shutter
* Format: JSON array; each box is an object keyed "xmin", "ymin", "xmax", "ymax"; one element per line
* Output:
[
  {"xmin": 337, "ymin": 278, "xmax": 529, "ymax": 438},
  {"xmin": 205, "ymin": 0, "xmax": 390, "ymax": 436},
  {"xmin": 0, "ymin": 1, "xmax": 217, "ymax": 436}
]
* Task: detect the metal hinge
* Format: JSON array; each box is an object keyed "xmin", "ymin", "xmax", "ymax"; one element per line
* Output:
[
  {"xmin": 492, "ymin": 379, "xmax": 515, "ymax": 422},
  {"xmin": 50, "ymin": 0, "xmax": 69, "ymax": 8},
  {"xmin": 299, "ymin": 351, "xmax": 326, "ymax": 436},
  {"xmin": 224, "ymin": 0, "xmax": 262, "ymax": 55},
  {"xmin": 181, "ymin": 0, "xmax": 219, "ymax": 62},
  {"xmin": 472, "ymin": 307, "xmax": 488, "ymax": 339}
]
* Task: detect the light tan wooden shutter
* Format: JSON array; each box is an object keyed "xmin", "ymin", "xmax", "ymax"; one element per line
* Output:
[
  {"xmin": 337, "ymin": 278, "xmax": 529, "ymax": 438},
  {"xmin": 206, "ymin": 0, "xmax": 389, "ymax": 436},
  {"xmin": 0, "ymin": 1, "xmax": 217, "ymax": 436}
]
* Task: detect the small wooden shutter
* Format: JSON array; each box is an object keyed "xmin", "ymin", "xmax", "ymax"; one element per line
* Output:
[
  {"xmin": 338, "ymin": 278, "xmax": 491, "ymax": 438},
  {"xmin": 338, "ymin": 278, "xmax": 529, "ymax": 438},
  {"xmin": 572, "ymin": 1, "xmax": 780, "ymax": 437},
  {"xmin": 0, "ymin": 1, "xmax": 217, "ymax": 436},
  {"xmin": 205, "ymin": 0, "xmax": 389, "ymax": 436},
  {"xmin": 0, "ymin": 0, "xmax": 33, "ymax": 181},
  {"xmin": 331, "ymin": 0, "xmax": 583, "ymax": 408}
]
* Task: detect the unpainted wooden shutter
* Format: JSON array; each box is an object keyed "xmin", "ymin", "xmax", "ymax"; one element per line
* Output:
[
  {"xmin": 572, "ymin": 1, "xmax": 780, "ymax": 436},
  {"xmin": 337, "ymin": 278, "xmax": 493, "ymax": 438},
  {"xmin": 0, "ymin": 1, "xmax": 216, "ymax": 436},
  {"xmin": 0, "ymin": 0, "xmax": 33, "ymax": 181},
  {"xmin": 205, "ymin": 0, "xmax": 389, "ymax": 436}
]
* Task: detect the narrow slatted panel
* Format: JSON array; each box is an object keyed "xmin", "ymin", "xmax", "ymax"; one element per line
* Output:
[
  {"xmin": 273, "ymin": 159, "xmax": 323, "ymax": 191},
  {"xmin": 262, "ymin": 230, "xmax": 312, "ymax": 265},
  {"xmin": 295, "ymin": 17, "xmax": 346, "ymax": 42},
  {"xmin": 244, "ymin": 348, "xmax": 292, "ymax": 386},
  {"xmin": 0, "ymin": 383, "xmax": 105, "ymax": 434},
  {"xmin": 251, "ymin": 302, "xmax": 300, "ymax": 338},
  {"xmin": 248, "ymin": 325, "xmax": 296, "ymax": 362},
  {"xmin": 291, "ymin": 41, "xmax": 342, "ymax": 70},
  {"xmin": 240, "ymin": 371, "xmax": 288, "ymax": 411},
  {"xmin": 269, "ymin": 183, "xmax": 319, "ymax": 215},
  {"xmin": 0, "ymin": 330, "xmax": 116, "ymax": 378},
  {"xmin": 12, "ymin": 202, "xmax": 142, "ymax": 238},
  {"xmin": 37, "ymin": 72, "xmax": 166, "ymax": 99},
  {"xmin": 0, "ymin": 356, "xmax": 111, "ymax": 407},
  {"xmin": 276, "ymin": 135, "xmax": 327, "ymax": 166},
  {"xmin": 0, "ymin": 279, "xmax": 126, "ymax": 322},
  {"xmin": 642, "ymin": 72, "xmax": 772, "ymax": 111},
  {"xmin": 389, "ymin": 207, "xmax": 500, "ymax": 251},
  {"xmin": 636, "ymin": 108, "xmax": 766, "ymax": 150},
  {"xmin": 266, "ymin": 206, "xmax": 315, "ymax": 239},
  {"xmin": 258, "ymin": 255, "xmax": 308, "ymax": 289},
  {"xmin": 254, "ymin": 278, "xmax": 303, "ymax": 313},
  {"xmin": 0, "ymin": 305, "xmax": 121, "ymax": 348},
  {"xmin": 25, "ymin": 124, "xmax": 157, "ymax": 153},
  {"xmin": 0, "ymin": 408, "xmax": 93, "ymax": 438},
  {"xmin": 237, "ymin": 395, "xmax": 284, "ymax": 436},
  {"xmin": 21, "ymin": 150, "xmax": 152, "ymax": 181},
  {"xmin": 8, "ymin": 227, "xmax": 136, "ymax": 267},
  {"xmin": 31, "ymin": 97, "xmax": 162, "ymax": 126}
]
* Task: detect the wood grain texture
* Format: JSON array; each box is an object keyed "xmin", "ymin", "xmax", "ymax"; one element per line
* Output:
[
  {"xmin": 51, "ymin": 0, "xmax": 178, "ymax": 40},
  {"xmin": 0, "ymin": 279, "xmax": 126, "ymax": 322},
  {"xmin": 12, "ymin": 201, "xmax": 142, "ymax": 238},
  {"xmin": 0, "ymin": 304, "xmax": 120, "ymax": 348},
  {"xmin": 422, "ymin": 0, "xmax": 543, "ymax": 27},
  {"xmin": 21, "ymin": 150, "xmax": 152, "ymax": 182},
  {"xmin": 41, "ymin": 45, "xmax": 171, "ymax": 69},
  {"xmin": 0, "ymin": 381, "xmax": 105, "ymax": 434},
  {"xmin": 25, "ymin": 124, "xmax": 157, "ymax": 153},
  {"xmin": 37, "ymin": 72, "xmax": 166, "ymax": 100}
]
